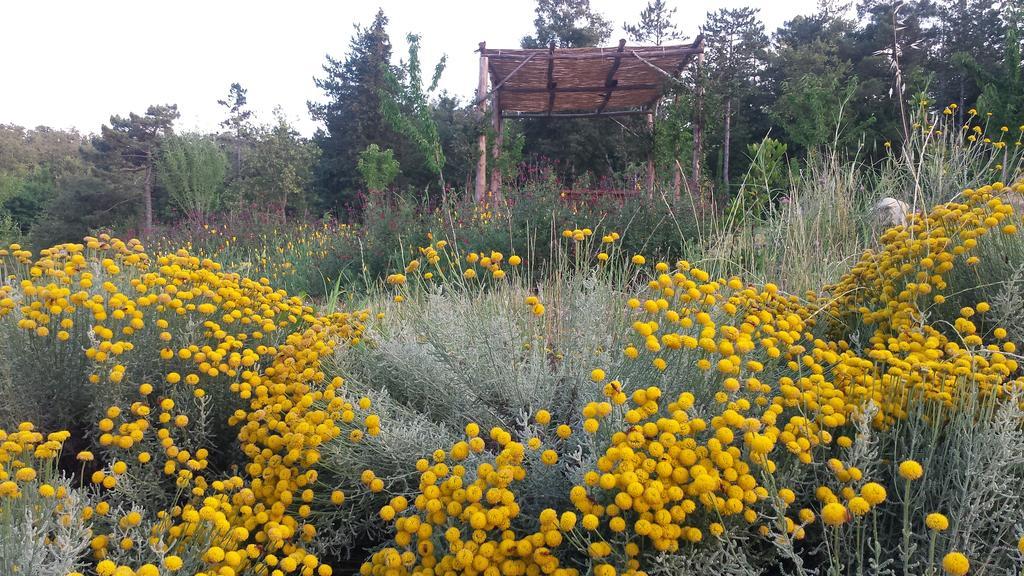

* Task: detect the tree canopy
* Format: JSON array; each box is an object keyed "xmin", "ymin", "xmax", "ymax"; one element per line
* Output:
[{"xmin": 3, "ymin": 0, "xmax": 1024, "ymax": 247}]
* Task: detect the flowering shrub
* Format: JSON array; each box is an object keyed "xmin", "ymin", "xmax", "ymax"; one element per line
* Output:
[
  {"xmin": 0, "ymin": 424, "xmax": 93, "ymax": 576},
  {"xmin": 351, "ymin": 184, "xmax": 1024, "ymax": 575},
  {"xmin": 1, "ymin": 182, "xmax": 1023, "ymax": 575},
  {"xmin": 0, "ymin": 234, "xmax": 372, "ymax": 575}
]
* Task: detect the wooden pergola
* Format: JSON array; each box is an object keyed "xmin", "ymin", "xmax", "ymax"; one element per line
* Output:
[{"xmin": 474, "ymin": 36, "xmax": 705, "ymax": 202}]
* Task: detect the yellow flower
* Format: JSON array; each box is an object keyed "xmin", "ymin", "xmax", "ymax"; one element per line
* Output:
[
  {"xmin": 926, "ymin": 512, "xmax": 949, "ymax": 531},
  {"xmin": 848, "ymin": 496, "xmax": 871, "ymax": 516},
  {"xmin": 164, "ymin": 555, "xmax": 183, "ymax": 571},
  {"xmin": 590, "ymin": 368, "xmax": 606, "ymax": 382},
  {"xmin": 861, "ymin": 482, "xmax": 887, "ymax": 505},
  {"xmin": 898, "ymin": 460, "xmax": 924, "ymax": 481},
  {"xmin": 941, "ymin": 552, "xmax": 969, "ymax": 576},
  {"xmin": 821, "ymin": 502, "xmax": 848, "ymax": 526}
]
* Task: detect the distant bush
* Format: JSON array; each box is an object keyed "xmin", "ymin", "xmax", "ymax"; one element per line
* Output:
[{"xmin": 144, "ymin": 179, "xmax": 702, "ymax": 300}]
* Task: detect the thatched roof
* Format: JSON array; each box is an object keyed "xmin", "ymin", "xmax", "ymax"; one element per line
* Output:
[{"xmin": 480, "ymin": 36, "xmax": 704, "ymax": 118}]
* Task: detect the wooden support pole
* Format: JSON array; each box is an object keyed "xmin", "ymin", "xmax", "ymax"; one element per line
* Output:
[
  {"xmin": 646, "ymin": 111, "xmax": 656, "ymax": 196},
  {"xmin": 475, "ymin": 42, "xmax": 488, "ymax": 203},
  {"xmin": 691, "ymin": 50, "xmax": 704, "ymax": 190},
  {"xmin": 490, "ymin": 93, "xmax": 504, "ymax": 202},
  {"xmin": 545, "ymin": 40, "xmax": 556, "ymax": 116}
]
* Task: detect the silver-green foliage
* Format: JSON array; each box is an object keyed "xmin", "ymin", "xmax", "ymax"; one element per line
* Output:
[{"xmin": 0, "ymin": 478, "xmax": 93, "ymax": 576}]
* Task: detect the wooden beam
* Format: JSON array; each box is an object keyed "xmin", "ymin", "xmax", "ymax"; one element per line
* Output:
[
  {"xmin": 503, "ymin": 109, "xmax": 650, "ymax": 119},
  {"xmin": 597, "ymin": 39, "xmax": 627, "ymax": 114},
  {"xmin": 545, "ymin": 41, "xmax": 556, "ymax": 116},
  {"xmin": 500, "ymin": 83, "xmax": 659, "ymax": 94},
  {"xmin": 483, "ymin": 46, "xmax": 703, "ymax": 61},
  {"xmin": 475, "ymin": 41, "xmax": 488, "ymax": 203},
  {"xmin": 630, "ymin": 49, "xmax": 677, "ymax": 80},
  {"xmin": 472, "ymin": 53, "xmax": 537, "ymax": 106},
  {"xmin": 674, "ymin": 34, "xmax": 703, "ymax": 74}
]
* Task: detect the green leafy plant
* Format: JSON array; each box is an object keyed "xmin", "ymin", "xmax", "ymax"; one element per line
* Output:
[
  {"xmin": 736, "ymin": 137, "xmax": 788, "ymax": 220},
  {"xmin": 357, "ymin": 144, "xmax": 401, "ymax": 193},
  {"xmin": 157, "ymin": 134, "xmax": 228, "ymax": 224}
]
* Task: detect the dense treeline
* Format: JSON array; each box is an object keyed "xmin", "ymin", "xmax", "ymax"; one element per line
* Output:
[{"xmin": 1, "ymin": 0, "xmax": 1022, "ymax": 247}]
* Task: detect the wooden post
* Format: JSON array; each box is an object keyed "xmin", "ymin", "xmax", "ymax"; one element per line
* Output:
[
  {"xmin": 545, "ymin": 41, "xmax": 556, "ymax": 115},
  {"xmin": 490, "ymin": 96, "xmax": 504, "ymax": 202},
  {"xmin": 691, "ymin": 50, "xmax": 704, "ymax": 189},
  {"xmin": 475, "ymin": 42, "xmax": 489, "ymax": 203},
  {"xmin": 645, "ymin": 111, "xmax": 656, "ymax": 196}
]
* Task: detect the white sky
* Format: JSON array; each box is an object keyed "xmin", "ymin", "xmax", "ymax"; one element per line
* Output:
[{"xmin": 0, "ymin": 0, "xmax": 817, "ymax": 137}]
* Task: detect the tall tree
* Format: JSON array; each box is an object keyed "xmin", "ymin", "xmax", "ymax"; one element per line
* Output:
[
  {"xmin": 852, "ymin": 0, "xmax": 939, "ymax": 139},
  {"xmin": 969, "ymin": 21, "xmax": 1024, "ymax": 129},
  {"xmin": 934, "ymin": 0, "xmax": 1010, "ymax": 119},
  {"xmin": 91, "ymin": 105, "xmax": 179, "ymax": 234},
  {"xmin": 157, "ymin": 134, "xmax": 228, "ymax": 225},
  {"xmin": 0, "ymin": 125, "xmax": 87, "ymax": 235},
  {"xmin": 29, "ymin": 174, "xmax": 135, "ymax": 248},
  {"xmin": 521, "ymin": 0, "xmax": 612, "ymax": 48},
  {"xmin": 623, "ymin": 0, "xmax": 682, "ymax": 45},
  {"xmin": 768, "ymin": 10, "xmax": 871, "ymax": 151},
  {"xmin": 380, "ymin": 33, "xmax": 447, "ymax": 192},
  {"xmin": 309, "ymin": 9, "xmax": 401, "ymax": 213},
  {"xmin": 218, "ymin": 83, "xmax": 253, "ymax": 179},
  {"xmin": 238, "ymin": 110, "xmax": 319, "ymax": 222},
  {"xmin": 702, "ymin": 7, "xmax": 769, "ymax": 193}
]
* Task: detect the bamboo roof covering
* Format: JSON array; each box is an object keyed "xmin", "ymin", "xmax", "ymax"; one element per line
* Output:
[{"xmin": 480, "ymin": 36, "xmax": 703, "ymax": 118}]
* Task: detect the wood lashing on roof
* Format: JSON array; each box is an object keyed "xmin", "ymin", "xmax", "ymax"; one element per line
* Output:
[{"xmin": 482, "ymin": 36, "xmax": 703, "ymax": 118}]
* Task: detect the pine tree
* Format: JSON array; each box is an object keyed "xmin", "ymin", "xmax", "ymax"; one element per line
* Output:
[
  {"xmin": 702, "ymin": 7, "xmax": 769, "ymax": 193},
  {"xmin": 851, "ymin": 0, "xmax": 939, "ymax": 138},
  {"xmin": 217, "ymin": 83, "xmax": 253, "ymax": 179},
  {"xmin": 937, "ymin": 0, "xmax": 1006, "ymax": 120},
  {"xmin": 768, "ymin": 8, "xmax": 869, "ymax": 151},
  {"xmin": 969, "ymin": 21, "xmax": 1024, "ymax": 129},
  {"xmin": 91, "ymin": 105, "xmax": 179, "ymax": 234},
  {"xmin": 623, "ymin": 0, "xmax": 683, "ymax": 45},
  {"xmin": 521, "ymin": 0, "xmax": 612, "ymax": 48},
  {"xmin": 309, "ymin": 9, "xmax": 400, "ymax": 213}
]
